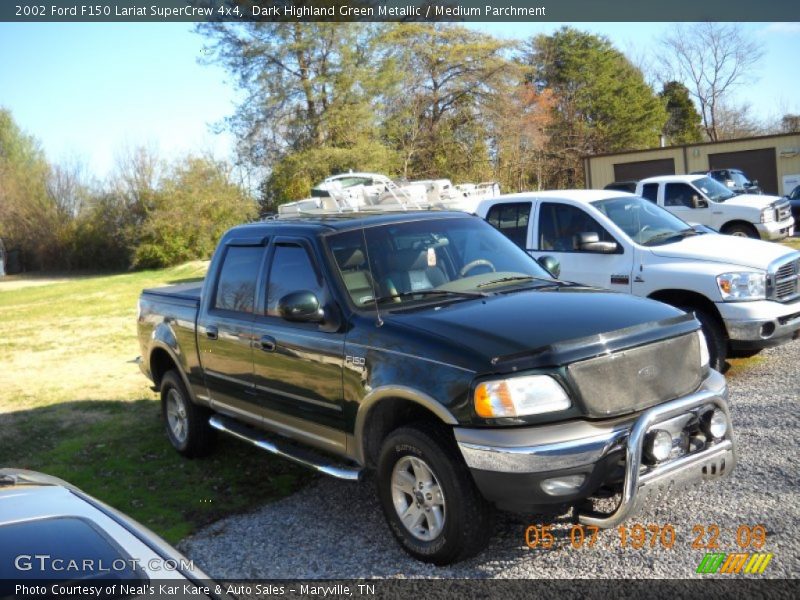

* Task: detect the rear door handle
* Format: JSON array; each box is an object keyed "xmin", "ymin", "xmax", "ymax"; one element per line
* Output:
[
  {"xmin": 257, "ymin": 335, "xmax": 276, "ymax": 352},
  {"xmin": 206, "ymin": 326, "xmax": 218, "ymax": 340}
]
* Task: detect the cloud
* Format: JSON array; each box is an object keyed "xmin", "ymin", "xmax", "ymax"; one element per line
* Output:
[{"xmin": 761, "ymin": 23, "xmax": 800, "ymax": 35}]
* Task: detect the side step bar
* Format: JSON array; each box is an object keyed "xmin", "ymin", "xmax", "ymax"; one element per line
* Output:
[{"xmin": 209, "ymin": 414, "xmax": 363, "ymax": 482}]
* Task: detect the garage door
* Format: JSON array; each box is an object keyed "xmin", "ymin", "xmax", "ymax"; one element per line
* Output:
[
  {"xmin": 613, "ymin": 158, "xmax": 675, "ymax": 182},
  {"xmin": 708, "ymin": 148, "xmax": 778, "ymax": 195}
]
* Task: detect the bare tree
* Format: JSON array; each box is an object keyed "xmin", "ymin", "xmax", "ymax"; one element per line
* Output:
[
  {"xmin": 47, "ymin": 156, "xmax": 91, "ymax": 219},
  {"xmin": 660, "ymin": 23, "xmax": 764, "ymax": 141}
]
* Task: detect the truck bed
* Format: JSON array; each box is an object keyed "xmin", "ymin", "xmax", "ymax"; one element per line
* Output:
[{"xmin": 141, "ymin": 282, "xmax": 202, "ymax": 305}]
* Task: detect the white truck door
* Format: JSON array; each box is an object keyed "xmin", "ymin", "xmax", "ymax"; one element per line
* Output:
[
  {"xmin": 531, "ymin": 201, "xmax": 632, "ymax": 292},
  {"xmin": 662, "ymin": 182, "xmax": 713, "ymax": 227}
]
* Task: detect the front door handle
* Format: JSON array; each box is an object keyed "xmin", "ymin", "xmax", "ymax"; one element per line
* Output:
[
  {"xmin": 206, "ymin": 326, "xmax": 218, "ymax": 340},
  {"xmin": 257, "ymin": 335, "xmax": 276, "ymax": 352}
]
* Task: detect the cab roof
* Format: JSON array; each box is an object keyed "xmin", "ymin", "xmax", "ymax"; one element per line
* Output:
[
  {"xmin": 226, "ymin": 210, "xmax": 475, "ymax": 238},
  {"xmin": 477, "ymin": 189, "xmax": 635, "ymax": 208},
  {"xmin": 638, "ymin": 174, "xmax": 704, "ymax": 184}
]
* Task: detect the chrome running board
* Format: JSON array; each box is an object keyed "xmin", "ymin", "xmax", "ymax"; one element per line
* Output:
[{"xmin": 209, "ymin": 414, "xmax": 362, "ymax": 482}]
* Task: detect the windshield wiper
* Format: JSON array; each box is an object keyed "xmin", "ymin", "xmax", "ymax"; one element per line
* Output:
[
  {"xmin": 373, "ymin": 289, "xmax": 488, "ymax": 305},
  {"xmin": 644, "ymin": 228, "xmax": 697, "ymax": 246},
  {"xmin": 476, "ymin": 275, "xmax": 552, "ymax": 288}
]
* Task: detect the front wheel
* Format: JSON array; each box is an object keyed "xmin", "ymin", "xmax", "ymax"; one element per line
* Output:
[
  {"xmin": 377, "ymin": 422, "xmax": 492, "ymax": 565},
  {"xmin": 722, "ymin": 223, "xmax": 759, "ymax": 239},
  {"xmin": 160, "ymin": 370, "xmax": 214, "ymax": 457}
]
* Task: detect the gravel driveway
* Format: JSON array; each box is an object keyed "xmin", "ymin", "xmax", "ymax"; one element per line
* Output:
[{"xmin": 179, "ymin": 341, "xmax": 799, "ymax": 579}]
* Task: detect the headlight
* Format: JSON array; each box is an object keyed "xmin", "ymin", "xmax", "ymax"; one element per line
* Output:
[
  {"xmin": 474, "ymin": 375, "xmax": 571, "ymax": 418},
  {"xmin": 716, "ymin": 272, "xmax": 766, "ymax": 301},
  {"xmin": 761, "ymin": 207, "xmax": 775, "ymax": 223},
  {"xmin": 697, "ymin": 330, "xmax": 709, "ymax": 368}
]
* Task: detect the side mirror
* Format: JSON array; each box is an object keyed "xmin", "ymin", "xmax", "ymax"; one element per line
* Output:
[
  {"xmin": 576, "ymin": 232, "xmax": 618, "ymax": 254},
  {"xmin": 537, "ymin": 255, "xmax": 561, "ymax": 279},
  {"xmin": 691, "ymin": 195, "xmax": 708, "ymax": 209},
  {"xmin": 278, "ymin": 291, "xmax": 324, "ymax": 323}
]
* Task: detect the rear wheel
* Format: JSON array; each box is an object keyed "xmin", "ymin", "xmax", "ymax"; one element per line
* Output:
[
  {"xmin": 722, "ymin": 222, "xmax": 759, "ymax": 239},
  {"xmin": 376, "ymin": 422, "xmax": 492, "ymax": 565},
  {"xmin": 160, "ymin": 370, "xmax": 214, "ymax": 457},
  {"xmin": 681, "ymin": 307, "xmax": 728, "ymax": 372}
]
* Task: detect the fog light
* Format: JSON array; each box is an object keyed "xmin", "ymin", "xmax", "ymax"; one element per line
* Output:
[
  {"xmin": 541, "ymin": 474, "xmax": 586, "ymax": 496},
  {"xmin": 645, "ymin": 429, "xmax": 673, "ymax": 463},
  {"xmin": 703, "ymin": 409, "xmax": 728, "ymax": 439}
]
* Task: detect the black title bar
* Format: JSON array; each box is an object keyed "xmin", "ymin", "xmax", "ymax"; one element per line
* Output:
[{"xmin": 3, "ymin": 0, "xmax": 799, "ymax": 23}]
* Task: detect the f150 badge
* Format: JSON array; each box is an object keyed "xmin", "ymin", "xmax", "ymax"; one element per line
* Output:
[{"xmin": 346, "ymin": 355, "xmax": 366, "ymax": 371}]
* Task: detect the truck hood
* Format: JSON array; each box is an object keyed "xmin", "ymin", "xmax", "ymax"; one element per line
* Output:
[
  {"xmin": 383, "ymin": 286, "xmax": 695, "ymax": 373},
  {"xmin": 650, "ymin": 233, "xmax": 794, "ymax": 270},
  {"xmin": 720, "ymin": 193, "xmax": 781, "ymax": 210}
]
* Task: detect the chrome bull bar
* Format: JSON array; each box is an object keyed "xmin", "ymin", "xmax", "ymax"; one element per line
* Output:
[{"xmin": 577, "ymin": 387, "xmax": 736, "ymax": 528}]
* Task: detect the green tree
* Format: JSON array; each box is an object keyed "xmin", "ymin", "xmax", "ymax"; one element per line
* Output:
[
  {"xmin": 524, "ymin": 27, "xmax": 667, "ymax": 187},
  {"xmin": 380, "ymin": 24, "xmax": 512, "ymax": 182},
  {"xmin": 133, "ymin": 156, "xmax": 256, "ymax": 269},
  {"xmin": 200, "ymin": 22, "xmax": 397, "ymax": 207},
  {"xmin": 0, "ymin": 108, "xmax": 58, "ymax": 271},
  {"xmin": 659, "ymin": 81, "xmax": 703, "ymax": 144}
]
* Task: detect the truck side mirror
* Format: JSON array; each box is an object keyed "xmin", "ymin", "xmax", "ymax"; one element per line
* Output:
[
  {"xmin": 278, "ymin": 291, "xmax": 324, "ymax": 323},
  {"xmin": 537, "ymin": 255, "xmax": 561, "ymax": 278},
  {"xmin": 576, "ymin": 232, "xmax": 618, "ymax": 254},
  {"xmin": 691, "ymin": 195, "xmax": 708, "ymax": 209}
]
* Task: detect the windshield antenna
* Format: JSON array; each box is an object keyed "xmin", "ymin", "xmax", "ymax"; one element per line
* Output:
[{"xmin": 361, "ymin": 226, "xmax": 383, "ymax": 327}]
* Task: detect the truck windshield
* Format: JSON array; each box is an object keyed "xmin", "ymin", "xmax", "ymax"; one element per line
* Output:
[
  {"xmin": 326, "ymin": 216, "xmax": 552, "ymax": 308},
  {"xmin": 694, "ymin": 176, "xmax": 737, "ymax": 202},
  {"xmin": 592, "ymin": 196, "xmax": 698, "ymax": 246}
]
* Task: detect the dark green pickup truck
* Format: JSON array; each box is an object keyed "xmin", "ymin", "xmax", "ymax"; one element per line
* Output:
[{"xmin": 137, "ymin": 211, "xmax": 736, "ymax": 565}]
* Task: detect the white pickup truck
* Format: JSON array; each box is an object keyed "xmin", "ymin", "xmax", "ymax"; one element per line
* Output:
[
  {"xmin": 476, "ymin": 190, "xmax": 800, "ymax": 370},
  {"xmin": 635, "ymin": 174, "xmax": 794, "ymax": 240}
]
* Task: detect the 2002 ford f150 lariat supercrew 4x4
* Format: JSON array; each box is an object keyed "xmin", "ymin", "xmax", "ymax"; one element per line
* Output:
[{"xmin": 137, "ymin": 211, "xmax": 736, "ymax": 565}]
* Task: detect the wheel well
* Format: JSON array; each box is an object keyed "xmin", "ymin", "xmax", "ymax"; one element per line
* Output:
[
  {"xmin": 720, "ymin": 220, "xmax": 757, "ymax": 234},
  {"xmin": 647, "ymin": 289, "xmax": 724, "ymax": 329},
  {"xmin": 361, "ymin": 398, "xmax": 449, "ymax": 468},
  {"xmin": 149, "ymin": 348, "xmax": 178, "ymax": 388}
]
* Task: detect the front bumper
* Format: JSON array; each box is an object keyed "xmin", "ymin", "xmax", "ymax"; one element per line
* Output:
[
  {"xmin": 755, "ymin": 218, "xmax": 794, "ymax": 240},
  {"xmin": 455, "ymin": 370, "xmax": 736, "ymax": 526},
  {"xmin": 718, "ymin": 298, "xmax": 800, "ymax": 348}
]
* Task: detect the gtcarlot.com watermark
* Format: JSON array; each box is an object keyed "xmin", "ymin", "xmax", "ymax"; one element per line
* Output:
[{"xmin": 14, "ymin": 553, "xmax": 194, "ymax": 573}]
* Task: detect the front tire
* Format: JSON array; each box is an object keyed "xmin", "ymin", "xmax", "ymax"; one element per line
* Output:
[
  {"xmin": 160, "ymin": 370, "xmax": 213, "ymax": 457},
  {"xmin": 376, "ymin": 422, "xmax": 492, "ymax": 565},
  {"xmin": 722, "ymin": 222, "xmax": 759, "ymax": 239}
]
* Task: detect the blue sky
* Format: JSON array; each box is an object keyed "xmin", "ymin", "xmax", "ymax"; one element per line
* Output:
[{"xmin": 1, "ymin": 22, "xmax": 798, "ymax": 180}]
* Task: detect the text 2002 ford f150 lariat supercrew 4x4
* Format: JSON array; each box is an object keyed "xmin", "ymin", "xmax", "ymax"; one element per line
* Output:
[{"xmin": 137, "ymin": 212, "xmax": 736, "ymax": 565}]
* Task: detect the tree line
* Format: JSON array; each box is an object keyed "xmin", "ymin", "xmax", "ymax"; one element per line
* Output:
[
  {"xmin": 2, "ymin": 23, "xmax": 793, "ymax": 272},
  {"xmin": 0, "ymin": 110, "xmax": 254, "ymax": 272}
]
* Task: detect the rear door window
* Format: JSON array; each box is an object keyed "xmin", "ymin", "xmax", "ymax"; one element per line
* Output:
[
  {"xmin": 640, "ymin": 183, "xmax": 659, "ymax": 203},
  {"xmin": 213, "ymin": 245, "xmax": 264, "ymax": 313},
  {"xmin": 485, "ymin": 202, "xmax": 531, "ymax": 249}
]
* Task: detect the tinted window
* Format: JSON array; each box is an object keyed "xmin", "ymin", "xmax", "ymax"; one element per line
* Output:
[
  {"xmin": 267, "ymin": 245, "xmax": 325, "ymax": 316},
  {"xmin": 538, "ymin": 203, "xmax": 616, "ymax": 252},
  {"xmin": 664, "ymin": 183, "xmax": 697, "ymax": 207},
  {"xmin": 641, "ymin": 183, "xmax": 659, "ymax": 203},
  {"xmin": 486, "ymin": 202, "xmax": 531, "ymax": 249},
  {"xmin": 0, "ymin": 517, "xmax": 147, "ymax": 583},
  {"xmin": 214, "ymin": 246, "xmax": 263, "ymax": 313}
]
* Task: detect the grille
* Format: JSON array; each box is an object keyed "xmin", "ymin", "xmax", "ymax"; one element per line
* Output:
[
  {"xmin": 775, "ymin": 200, "xmax": 792, "ymax": 222},
  {"xmin": 567, "ymin": 333, "xmax": 703, "ymax": 418},
  {"xmin": 770, "ymin": 258, "xmax": 800, "ymax": 302}
]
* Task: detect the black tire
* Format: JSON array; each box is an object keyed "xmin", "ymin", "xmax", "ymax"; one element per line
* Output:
[
  {"xmin": 722, "ymin": 222, "xmax": 759, "ymax": 239},
  {"xmin": 376, "ymin": 421, "xmax": 492, "ymax": 565},
  {"xmin": 681, "ymin": 306, "xmax": 728, "ymax": 373},
  {"xmin": 160, "ymin": 370, "xmax": 214, "ymax": 457}
]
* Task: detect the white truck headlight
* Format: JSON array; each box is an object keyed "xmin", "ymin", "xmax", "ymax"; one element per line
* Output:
[
  {"xmin": 474, "ymin": 375, "xmax": 571, "ymax": 418},
  {"xmin": 760, "ymin": 207, "xmax": 774, "ymax": 223},
  {"xmin": 716, "ymin": 272, "xmax": 766, "ymax": 301}
]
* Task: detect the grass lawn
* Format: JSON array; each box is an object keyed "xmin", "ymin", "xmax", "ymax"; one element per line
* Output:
[{"xmin": 0, "ymin": 262, "xmax": 308, "ymax": 543}]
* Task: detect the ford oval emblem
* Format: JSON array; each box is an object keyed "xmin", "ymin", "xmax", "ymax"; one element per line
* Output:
[{"xmin": 638, "ymin": 365, "xmax": 659, "ymax": 381}]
